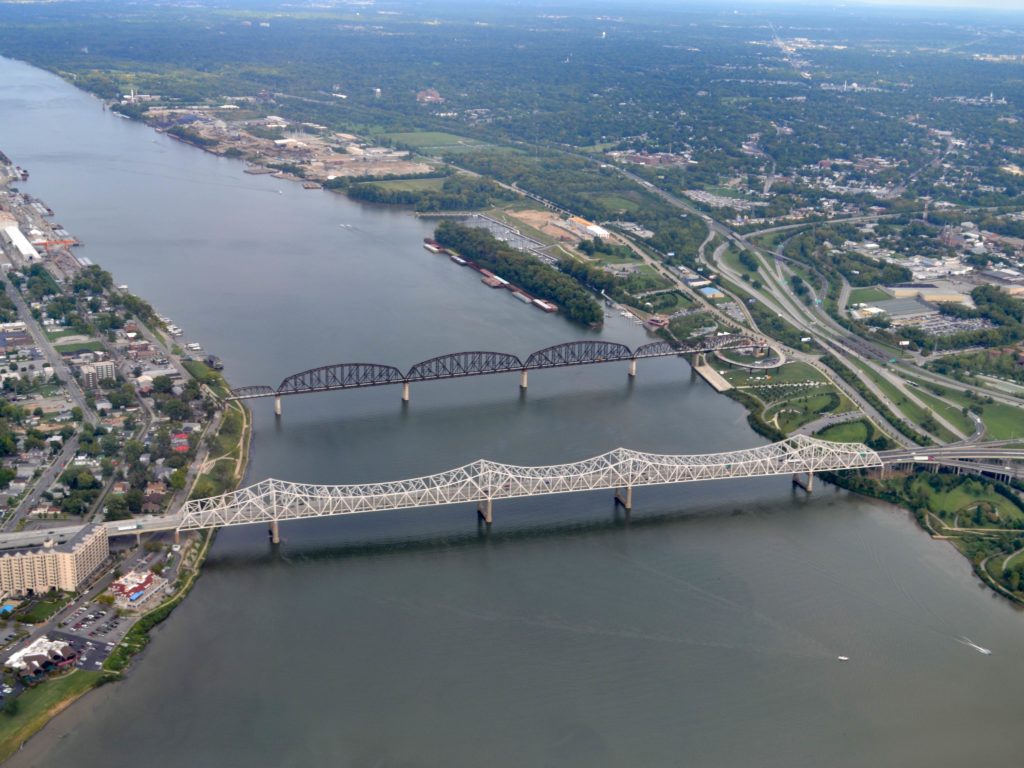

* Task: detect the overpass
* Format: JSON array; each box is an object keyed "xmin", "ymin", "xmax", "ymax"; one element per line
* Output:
[{"xmin": 227, "ymin": 335, "xmax": 764, "ymax": 414}]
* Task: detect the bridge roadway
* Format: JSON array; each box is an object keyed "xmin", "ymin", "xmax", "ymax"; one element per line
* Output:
[
  {"xmin": 2, "ymin": 438, "xmax": 1023, "ymax": 549},
  {"xmin": 227, "ymin": 335, "xmax": 763, "ymax": 412}
]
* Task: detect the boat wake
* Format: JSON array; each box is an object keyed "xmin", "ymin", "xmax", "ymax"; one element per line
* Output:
[{"xmin": 956, "ymin": 637, "xmax": 992, "ymax": 655}]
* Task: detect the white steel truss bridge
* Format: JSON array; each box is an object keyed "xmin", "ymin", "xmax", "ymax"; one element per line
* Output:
[{"xmin": 178, "ymin": 436, "xmax": 883, "ymax": 542}]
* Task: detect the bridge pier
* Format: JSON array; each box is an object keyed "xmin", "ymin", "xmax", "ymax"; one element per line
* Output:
[
  {"xmin": 269, "ymin": 520, "xmax": 280, "ymax": 544},
  {"xmin": 615, "ymin": 485, "xmax": 633, "ymax": 511},
  {"xmin": 402, "ymin": 382, "xmax": 410, "ymax": 403},
  {"xmin": 274, "ymin": 395, "xmax": 282, "ymax": 417},
  {"xmin": 520, "ymin": 369, "xmax": 528, "ymax": 390},
  {"xmin": 628, "ymin": 358, "xmax": 637, "ymax": 378},
  {"xmin": 793, "ymin": 472, "xmax": 814, "ymax": 493},
  {"xmin": 477, "ymin": 499, "xmax": 493, "ymax": 525}
]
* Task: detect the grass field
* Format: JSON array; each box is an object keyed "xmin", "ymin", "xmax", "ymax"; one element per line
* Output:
[
  {"xmin": 815, "ymin": 419, "xmax": 872, "ymax": 443},
  {"xmin": 847, "ymin": 286, "xmax": 891, "ymax": 305},
  {"xmin": 0, "ymin": 670, "xmax": 103, "ymax": 763},
  {"xmin": 367, "ymin": 177, "xmax": 447, "ymax": 192},
  {"xmin": 54, "ymin": 341, "xmax": 104, "ymax": 354},
  {"xmin": 44, "ymin": 329, "xmax": 81, "ymax": 341},
  {"xmin": 907, "ymin": 381, "xmax": 1024, "ymax": 441},
  {"xmin": 720, "ymin": 245, "xmax": 760, "ymax": 283},
  {"xmin": 907, "ymin": 476, "xmax": 1023, "ymax": 524},
  {"xmin": 767, "ymin": 390, "xmax": 842, "ymax": 433},
  {"xmin": 902, "ymin": 385, "xmax": 975, "ymax": 436},
  {"xmin": 13, "ymin": 594, "xmax": 68, "ymax": 624},
  {"xmin": 848, "ymin": 358, "xmax": 956, "ymax": 442},
  {"xmin": 724, "ymin": 361, "xmax": 826, "ymax": 388},
  {"xmin": 381, "ymin": 131, "xmax": 481, "ymax": 149},
  {"xmin": 588, "ymin": 194, "xmax": 641, "ymax": 213}
]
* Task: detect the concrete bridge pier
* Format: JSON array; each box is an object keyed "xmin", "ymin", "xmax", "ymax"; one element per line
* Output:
[
  {"xmin": 628, "ymin": 358, "xmax": 637, "ymax": 378},
  {"xmin": 274, "ymin": 395, "xmax": 282, "ymax": 417},
  {"xmin": 520, "ymin": 369, "xmax": 528, "ymax": 390},
  {"xmin": 401, "ymin": 382, "xmax": 410, "ymax": 403},
  {"xmin": 269, "ymin": 520, "xmax": 280, "ymax": 544},
  {"xmin": 477, "ymin": 499, "xmax": 493, "ymax": 525},
  {"xmin": 793, "ymin": 472, "xmax": 814, "ymax": 493},
  {"xmin": 615, "ymin": 485, "xmax": 633, "ymax": 511}
]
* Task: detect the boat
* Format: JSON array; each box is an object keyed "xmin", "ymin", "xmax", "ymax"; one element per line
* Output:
[
  {"xmin": 449, "ymin": 254, "xmax": 467, "ymax": 266},
  {"xmin": 836, "ymin": 656, "xmax": 849, "ymax": 662}
]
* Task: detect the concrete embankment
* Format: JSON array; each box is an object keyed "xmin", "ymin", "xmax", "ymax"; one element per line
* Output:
[{"xmin": 694, "ymin": 363, "xmax": 733, "ymax": 392}]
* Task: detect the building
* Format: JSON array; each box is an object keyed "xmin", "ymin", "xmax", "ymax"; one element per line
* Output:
[
  {"xmin": 0, "ymin": 225, "xmax": 41, "ymax": 265},
  {"xmin": 109, "ymin": 569, "xmax": 167, "ymax": 609},
  {"xmin": 78, "ymin": 364, "xmax": 98, "ymax": 389},
  {"xmin": 5, "ymin": 635, "xmax": 77, "ymax": 680},
  {"xmin": 0, "ymin": 525, "xmax": 108, "ymax": 597},
  {"xmin": 94, "ymin": 360, "xmax": 116, "ymax": 382},
  {"xmin": 869, "ymin": 297, "xmax": 940, "ymax": 327}
]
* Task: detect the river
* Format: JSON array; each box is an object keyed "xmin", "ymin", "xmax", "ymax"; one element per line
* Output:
[{"xmin": 0, "ymin": 56, "xmax": 1022, "ymax": 767}]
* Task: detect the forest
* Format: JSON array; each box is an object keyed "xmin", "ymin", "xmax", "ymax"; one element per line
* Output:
[{"xmin": 434, "ymin": 222, "xmax": 604, "ymax": 325}]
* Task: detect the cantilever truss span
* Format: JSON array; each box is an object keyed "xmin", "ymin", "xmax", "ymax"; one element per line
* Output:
[
  {"xmin": 178, "ymin": 436, "xmax": 882, "ymax": 532},
  {"xmin": 228, "ymin": 334, "xmax": 762, "ymax": 400}
]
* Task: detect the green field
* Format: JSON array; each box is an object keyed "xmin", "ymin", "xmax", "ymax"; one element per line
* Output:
[
  {"xmin": 0, "ymin": 670, "xmax": 103, "ymax": 763},
  {"xmin": 44, "ymin": 329, "xmax": 81, "ymax": 341},
  {"xmin": 588, "ymin": 194, "xmax": 641, "ymax": 214},
  {"xmin": 902, "ymin": 385, "xmax": 975, "ymax": 436},
  {"xmin": 724, "ymin": 361, "xmax": 826, "ymax": 388},
  {"xmin": 907, "ymin": 476, "xmax": 1023, "ymax": 524},
  {"xmin": 847, "ymin": 286, "xmax": 891, "ymax": 305},
  {"xmin": 906, "ymin": 380, "xmax": 1024, "ymax": 441},
  {"xmin": 848, "ymin": 358, "xmax": 956, "ymax": 442},
  {"xmin": 367, "ymin": 176, "xmax": 447, "ymax": 192},
  {"xmin": 13, "ymin": 594, "xmax": 68, "ymax": 624},
  {"xmin": 720, "ymin": 245, "xmax": 760, "ymax": 282},
  {"xmin": 815, "ymin": 419, "xmax": 872, "ymax": 443},
  {"xmin": 766, "ymin": 390, "xmax": 842, "ymax": 433},
  {"xmin": 382, "ymin": 131, "xmax": 482, "ymax": 150},
  {"xmin": 55, "ymin": 341, "xmax": 104, "ymax": 354}
]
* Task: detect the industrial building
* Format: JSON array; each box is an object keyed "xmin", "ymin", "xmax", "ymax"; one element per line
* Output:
[
  {"xmin": 0, "ymin": 224, "xmax": 40, "ymax": 265},
  {"xmin": 0, "ymin": 525, "xmax": 108, "ymax": 597}
]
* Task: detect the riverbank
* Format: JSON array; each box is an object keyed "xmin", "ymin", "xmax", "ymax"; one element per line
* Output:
[{"xmin": 0, "ymin": 402, "xmax": 251, "ymax": 761}]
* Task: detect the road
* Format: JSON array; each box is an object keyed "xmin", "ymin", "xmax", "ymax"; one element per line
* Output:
[
  {"xmin": 1, "ymin": 271, "xmax": 94, "ymax": 424},
  {"xmin": 3, "ymin": 436, "xmax": 79, "ymax": 532}
]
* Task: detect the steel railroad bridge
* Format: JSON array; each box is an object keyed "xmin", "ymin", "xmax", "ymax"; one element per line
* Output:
[
  {"xmin": 227, "ymin": 336, "xmax": 763, "ymax": 414},
  {"xmin": 179, "ymin": 436, "xmax": 882, "ymax": 543}
]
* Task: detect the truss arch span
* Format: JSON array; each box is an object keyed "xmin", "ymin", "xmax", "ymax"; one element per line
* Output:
[
  {"xmin": 525, "ymin": 340, "xmax": 633, "ymax": 369},
  {"xmin": 277, "ymin": 363, "xmax": 406, "ymax": 395},
  {"xmin": 406, "ymin": 351, "xmax": 524, "ymax": 382}
]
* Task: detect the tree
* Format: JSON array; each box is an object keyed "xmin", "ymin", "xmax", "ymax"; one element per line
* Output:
[
  {"xmin": 105, "ymin": 495, "xmax": 131, "ymax": 521},
  {"xmin": 152, "ymin": 375, "xmax": 174, "ymax": 395},
  {"xmin": 170, "ymin": 468, "xmax": 187, "ymax": 491}
]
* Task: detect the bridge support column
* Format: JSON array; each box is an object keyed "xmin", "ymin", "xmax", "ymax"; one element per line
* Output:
[
  {"xmin": 477, "ymin": 499, "xmax": 493, "ymax": 525},
  {"xmin": 793, "ymin": 472, "xmax": 814, "ymax": 493},
  {"xmin": 615, "ymin": 485, "xmax": 633, "ymax": 511},
  {"xmin": 402, "ymin": 382, "xmax": 410, "ymax": 403},
  {"xmin": 520, "ymin": 369, "xmax": 528, "ymax": 390},
  {"xmin": 274, "ymin": 395, "xmax": 282, "ymax": 417},
  {"xmin": 628, "ymin": 359, "xmax": 637, "ymax": 378},
  {"xmin": 269, "ymin": 520, "xmax": 280, "ymax": 544},
  {"xmin": 174, "ymin": 529, "xmax": 180, "ymax": 546}
]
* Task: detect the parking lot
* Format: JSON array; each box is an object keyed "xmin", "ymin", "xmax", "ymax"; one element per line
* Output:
[{"xmin": 55, "ymin": 601, "xmax": 132, "ymax": 649}]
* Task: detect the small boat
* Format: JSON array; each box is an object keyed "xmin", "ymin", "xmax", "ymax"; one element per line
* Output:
[{"xmin": 836, "ymin": 656, "xmax": 849, "ymax": 662}]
